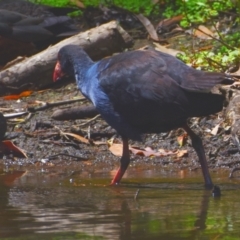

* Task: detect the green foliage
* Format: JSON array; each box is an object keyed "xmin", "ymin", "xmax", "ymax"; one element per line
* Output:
[
  {"xmin": 83, "ymin": 0, "xmax": 156, "ymax": 16},
  {"xmin": 163, "ymin": 0, "xmax": 235, "ymax": 28},
  {"xmin": 177, "ymin": 46, "xmax": 240, "ymax": 72},
  {"xmin": 30, "ymin": 0, "xmax": 82, "ymax": 16},
  {"xmin": 30, "ymin": 0, "xmax": 240, "ymax": 71},
  {"xmin": 30, "ymin": 0, "xmax": 240, "ymax": 22},
  {"xmin": 30, "ymin": 0, "xmax": 71, "ymax": 7},
  {"xmin": 30, "ymin": 0, "xmax": 156, "ymax": 16},
  {"xmin": 164, "ymin": 0, "xmax": 240, "ymax": 71},
  {"xmin": 224, "ymin": 32, "xmax": 240, "ymax": 48}
]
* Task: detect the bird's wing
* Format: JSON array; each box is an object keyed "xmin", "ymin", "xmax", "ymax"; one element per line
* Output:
[
  {"xmin": 97, "ymin": 50, "xmax": 188, "ymax": 106},
  {"xmin": 152, "ymin": 50, "xmax": 233, "ymax": 91},
  {"xmin": 95, "ymin": 50, "xmax": 190, "ymax": 127}
]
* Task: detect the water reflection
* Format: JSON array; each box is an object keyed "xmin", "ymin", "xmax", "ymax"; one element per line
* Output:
[{"xmin": 0, "ymin": 169, "xmax": 239, "ymax": 239}]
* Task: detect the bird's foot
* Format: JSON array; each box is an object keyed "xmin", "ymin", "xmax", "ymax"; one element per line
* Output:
[
  {"xmin": 204, "ymin": 183, "xmax": 221, "ymax": 197},
  {"xmin": 109, "ymin": 180, "xmax": 120, "ymax": 186},
  {"xmin": 110, "ymin": 167, "xmax": 125, "ymax": 186},
  {"xmin": 212, "ymin": 185, "xmax": 221, "ymax": 197}
]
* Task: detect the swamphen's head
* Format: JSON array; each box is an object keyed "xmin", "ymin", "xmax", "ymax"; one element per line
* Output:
[
  {"xmin": 53, "ymin": 45, "xmax": 74, "ymax": 82},
  {"xmin": 53, "ymin": 45, "xmax": 93, "ymax": 82}
]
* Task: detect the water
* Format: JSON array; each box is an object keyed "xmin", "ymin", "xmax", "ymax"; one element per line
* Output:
[{"xmin": 0, "ymin": 168, "xmax": 240, "ymax": 240}]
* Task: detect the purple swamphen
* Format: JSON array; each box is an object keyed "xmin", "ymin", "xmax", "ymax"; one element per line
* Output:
[{"xmin": 53, "ymin": 45, "xmax": 233, "ymax": 188}]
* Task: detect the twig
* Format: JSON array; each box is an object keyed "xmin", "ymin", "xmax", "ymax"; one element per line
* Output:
[
  {"xmin": 193, "ymin": 26, "xmax": 235, "ymax": 50},
  {"xmin": 4, "ymin": 111, "xmax": 29, "ymax": 119},
  {"xmin": 78, "ymin": 114, "xmax": 101, "ymax": 127},
  {"xmin": 134, "ymin": 189, "xmax": 140, "ymax": 200},
  {"xmin": 87, "ymin": 125, "xmax": 91, "ymax": 140},
  {"xmin": 54, "ymin": 125, "xmax": 70, "ymax": 141},
  {"xmin": 41, "ymin": 153, "xmax": 89, "ymax": 162},
  {"xmin": 0, "ymin": 107, "xmax": 15, "ymax": 112},
  {"xmin": 211, "ymin": 20, "xmax": 224, "ymax": 41},
  {"xmin": 28, "ymin": 97, "xmax": 86, "ymax": 112},
  {"xmin": 39, "ymin": 140, "xmax": 81, "ymax": 148},
  {"xmin": 206, "ymin": 57, "xmax": 226, "ymax": 70}
]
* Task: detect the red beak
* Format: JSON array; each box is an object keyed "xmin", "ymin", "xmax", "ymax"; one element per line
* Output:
[{"xmin": 53, "ymin": 61, "xmax": 64, "ymax": 82}]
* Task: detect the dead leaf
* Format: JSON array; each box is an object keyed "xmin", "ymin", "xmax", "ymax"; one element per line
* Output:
[
  {"xmin": 93, "ymin": 141, "xmax": 107, "ymax": 146},
  {"xmin": 176, "ymin": 149, "xmax": 188, "ymax": 158},
  {"xmin": 70, "ymin": 0, "xmax": 85, "ymax": 8},
  {"xmin": 63, "ymin": 132, "xmax": 89, "ymax": 144},
  {"xmin": 109, "ymin": 143, "xmax": 188, "ymax": 158},
  {"xmin": 136, "ymin": 14, "xmax": 159, "ymax": 41},
  {"xmin": 157, "ymin": 148, "xmax": 176, "ymax": 156},
  {"xmin": 177, "ymin": 133, "xmax": 188, "ymax": 147},
  {"xmin": 211, "ymin": 123, "xmax": 220, "ymax": 135},
  {"xmin": 109, "ymin": 143, "xmax": 123, "ymax": 157},
  {"xmin": 0, "ymin": 140, "xmax": 28, "ymax": 158},
  {"xmin": 107, "ymin": 137, "xmax": 115, "ymax": 147},
  {"xmin": 130, "ymin": 146, "xmax": 153, "ymax": 156},
  {"xmin": 133, "ymin": 146, "xmax": 177, "ymax": 157},
  {"xmin": 156, "ymin": 15, "xmax": 183, "ymax": 34},
  {"xmin": 153, "ymin": 42, "xmax": 184, "ymax": 56},
  {"xmin": 193, "ymin": 25, "xmax": 214, "ymax": 39},
  {"xmin": 3, "ymin": 90, "xmax": 33, "ymax": 100}
]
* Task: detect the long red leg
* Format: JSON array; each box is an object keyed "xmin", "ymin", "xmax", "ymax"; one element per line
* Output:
[
  {"xmin": 183, "ymin": 124, "xmax": 213, "ymax": 189},
  {"xmin": 111, "ymin": 137, "xmax": 130, "ymax": 185}
]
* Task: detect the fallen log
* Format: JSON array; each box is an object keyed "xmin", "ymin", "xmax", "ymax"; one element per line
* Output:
[
  {"xmin": 51, "ymin": 104, "xmax": 98, "ymax": 120},
  {"xmin": 0, "ymin": 21, "xmax": 133, "ymax": 96}
]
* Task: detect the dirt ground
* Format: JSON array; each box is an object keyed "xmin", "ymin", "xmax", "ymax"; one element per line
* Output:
[{"xmin": 1, "ymin": 75, "xmax": 240, "ymax": 182}]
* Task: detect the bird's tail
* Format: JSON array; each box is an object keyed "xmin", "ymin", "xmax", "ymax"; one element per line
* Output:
[
  {"xmin": 180, "ymin": 72, "xmax": 234, "ymax": 92},
  {"xmin": 187, "ymin": 92, "xmax": 224, "ymax": 117}
]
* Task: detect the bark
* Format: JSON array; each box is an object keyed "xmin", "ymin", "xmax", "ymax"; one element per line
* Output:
[
  {"xmin": 225, "ymin": 92, "xmax": 240, "ymax": 149},
  {"xmin": 0, "ymin": 21, "xmax": 133, "ymax": 96}
]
